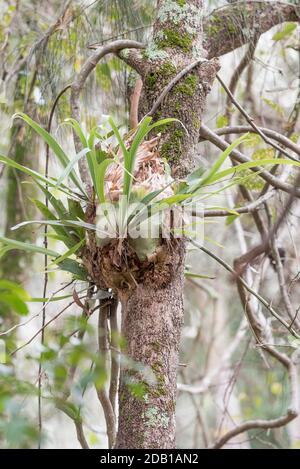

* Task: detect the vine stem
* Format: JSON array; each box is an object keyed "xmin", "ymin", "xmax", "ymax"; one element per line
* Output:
[{"xmin": 38, "ymin": 84, "xmax": 71, "ymax": 449}]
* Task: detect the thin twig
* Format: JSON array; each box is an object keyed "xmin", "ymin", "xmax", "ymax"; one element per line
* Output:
[
  {"xmin": 201, "ymin": 190, "xmax": 275, "ymax": 217},
  {"xmin": 200, "ymin": 124, "xmax": 300, "ymax": 198},
  {"xmin": 207, "ymin": 125, "xmax": 300, "ymax": 161},
  {"xmin": 272, "ymin": 238, "xmax": 300, "ymax": 330},
  {"xmin": 217, "ymin": 73, "xmax": 297, "ymax": 161},
  {"xmin": 38, "ymin": 81, "xmax": 71, "ymax": 449},
  {"xmin": 190, "ymin": 239, "xmax": 300, "ymax": 339},
  {"xmin": 96, "ymin": 301, "xmax": 117, "ymax": 449},
  {"xmin": 11, "ymin": 296, "xmax": 86, "ymax": 356},
  {"xmin": 225, "ymin": 39, "xmax": 258, "ymax": 123},
  {"xmin": 211, "ymin": 279, "xmax": 299, "ymax": 449},
  {"xmin": 108, "ymin": 298, "xmax": 119, "ymax": 418},
  {"xmin": 147, "ymin": 58, "xmax": 208, "ymax": 117}
]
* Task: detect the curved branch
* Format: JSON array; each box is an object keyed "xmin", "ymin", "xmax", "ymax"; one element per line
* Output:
[
  {"xmin": 190, "ymin": 241, "xmax": 300, "ymax": 338},
  {"xmin": 70, "ymin": 40, "xmax": 145, "ymax": 191},
  {"xmin": 202, "ymin": 190, "xmax": 275, "ymax": 217},
  {"xmin": 211, "ymin": 270, "xmax": 299, "ymax": 449},
  {"xmin": 217, "ymin": 74, "xmax": 298, "ymax": 161},
  {"xmin": 190, "ymin": 240, "xmax": 299, "ymax": 449},
  {"xmin": 204, "ymin": 1, "xmax": 300, "ymax": 59},
  {"xmin": 200, "ymin": 124, "xmax": 300, "ymax": 198},
  {"xmin": 211, "ymin": 377, "xmax": 297, "ymax": 449},
  {"xmin": 96, "ymin": 302, "xmax": 116, "ymax": 449},
  {"xmin": 225, "ymin": 39, "xmax": 258, "ymax": 122},
  {"xmin": 208, "ymin": 125, "xmax": 300, "ymax": 160}
]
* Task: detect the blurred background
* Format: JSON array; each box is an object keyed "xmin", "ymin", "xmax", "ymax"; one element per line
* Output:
[{"xmin": 1, "ymin": 0, "xmax": 300, "ymax": 449}]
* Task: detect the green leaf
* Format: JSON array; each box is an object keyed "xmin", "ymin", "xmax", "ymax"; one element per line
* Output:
[
  {"xmin": 216, "ymin": 114, "xmax": 229, "ymax": 128},
  {"xmin": 124, "ymin": 116, "xmax": 152, "ymax": 197},
  {"xmin": 13, "ymin": 113, "xmax": 84, "ymax": 193},
  {"xmin": 63, "ymin": 118, "xmax": 88, "ymax": 148},
  {"xmin": 54, "ymin": 399, "xmax": 81, "ymax": 422},
  {"xmin": 108, "ymin": 117, "xmax": 129, "ymax": 164},
  {"xmin": 11, "ymin": 219, "xmax": 98, "ymax": 234},
  {"xmin": 55, "ymin": 148, "xmax": 89, "ymax": 189},
  {"xmin": 67, "ymin": 199, "xmax": 85, "ymax": 220},
  {"xmin": 29, "ymin": 294, "xmax": 74, "ymax": 302},
  {"xmin": 57, "ymin": 258, "xmax": 88, "ymax": 280},
  {"xmin": 0, "ymin": 154, "xmax": 76, "ymax": 199},
  {"xmin": 49, "ymin": 239, "xmax": 85, "ymax": 267},
  {"xmin": 30, "ymin": 198, "xmax": 75, "ymax": 248},
  {"xmin": 225, "ymin": 214, "xmax": 239, "ymax": 225},
  {"xmin": 45, "ymin": 232, "xmax": 77, "ymax": 247},
  {"xmin": 62, "ymin": 118, "xmax": 97, "ymax": 189},
  {"xmin": 272, "ymin": 22, "xmax": 297, "ymax": 41},
  {"xmin": 208, "ymin": 157, "xmax": 300, "ymax": 184},
  {"xmin": 127, "ymin": 184, "xmax": 173, "ymax": 228},
  {"xmin": 0, "ymin": 280, "xmax": 31, "ymax": 301},
  {"xmin": 0, "ymin": 292, "xmax": 28, "ymax": 315},
  {"xmin": 263, "ymin": 98, "xmax": 285, "ymax": 118},
  {"xmin": 196, "ymin": 133, "xmax": 249, "ymax": 188},
  {"xmin": 207, "ymin": 206, "xmax": 240, "ymax": 216},
  {"xmin": 36, "ymin": 183, "xmax": 70, "ymax": 218},
  {"xmin": 185, "ymin": 272, "xmax": 216, "ymax": 279},
  {"xmin": 94, "ymin": 158, "xmax": 116, "ymax": 204},
  {"xmin": 0, "ymin": 236, "xmax": 59, "ymax": 257},
  {"xmin": 0, "ymin": 246, "xmax": 14, "ymax": 259},
  {"xmin": 187, "ymin": 165, "xmax": 207, "ymax": 186},
  {"xmin": 148, "ymin": 117, "xmax": 180, "ymax": 132}
]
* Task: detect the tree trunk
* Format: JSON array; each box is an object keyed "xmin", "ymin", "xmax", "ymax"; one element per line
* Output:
[
  {"xmin": 115, "ymin": 243, "xmax": 185, "ymax": 448},
  {"xmin": 81, "ymin": 0, "xmax": 219, "ymax": 449},
  {"xmin": 113, "ymin": 0, "xmax": 220, "ymax": 448}
]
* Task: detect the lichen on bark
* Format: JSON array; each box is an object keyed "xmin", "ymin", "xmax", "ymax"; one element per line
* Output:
[{"xmin": 109, "ymin": 0, "xmax": 220, "ymax": 449}]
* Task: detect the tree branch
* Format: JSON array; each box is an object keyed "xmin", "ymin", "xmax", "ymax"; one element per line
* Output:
[
  {"xmin": 202, "ymin": 190, "xmax": 275, "ymax": 217},
  {"xmin": 211, "ymin": 268, "xmax": 299, "ymax": 449},
  {"xmin": 216, "ymin": 73, "xmax": 298, "ymax": 161},
  {"xmin": 70, "ymin": 40, "xmax": 144, "ymax": 191},
  {"xmin": 204, "ymin": 1, "xmax": 300, "ymax": 59},
  {"xmin": 200, "ymin": 124, "xmax": 300, "ymax": 198},
  {"xmin": 207, "ymin": 125, "xmax": 300, "ymax": 160},
  {"xmin": 96, "ymin": 302, "xmax": 117, "ymax": 449},
  {"xmin": 108, "ymin": 298, "xmax": 119, "ymax": 418}
]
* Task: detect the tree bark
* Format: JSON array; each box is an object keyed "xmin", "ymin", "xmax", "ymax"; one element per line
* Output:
[
  {"xmin": 74, "ymin": 0, "xmax": 300, "ymax": 450},
  {"xmin": 113, "ymin": 0, "xmax": 219, "ymax": 448},
  {"xmin": 115, "ymin": 243, "xmax": 185, "ymax": 448}
]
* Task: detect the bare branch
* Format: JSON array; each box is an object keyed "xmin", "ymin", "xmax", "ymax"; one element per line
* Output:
[
  {"xmin": 211, "ymin": 272, "xmax": 299, "ymax": 449},
  {"xmin": 109, "ymin": 298, "xmax": 120, "ymax": 418},
  {"xmin": 207, "ymin": 125, "xmax": 300, "ymax": 160},
  {"xmin": 190, "ymin": 240, "xmax": 300, "ymax": 339},
  {"xmin": 96, "ymin": 302, "xmax": 117, "ymax": 449},
  {"xmin": 217, "ymin": 74, "xmax": 298, "ymax": 161},
  {"xmin": 75, "ymin": 420, "xmax": 90, "ymax": 450},
  {"xmin": 225, "ymin": 39, "xmax": 258, "ymax": 122},
  {"xmin": 272, "ymin": 238, "xmax": 300, "ymax": 330},
  {"xmin": 202, "ymin": 190, "xmax": 275, "ymax": 217},
  {"xmin": 55, "ymin": 400, "xmax": 90, "ymax": 449},
  {"xmin": 200, "ymin": 124, "xmax": 300, "ymax": 198}
]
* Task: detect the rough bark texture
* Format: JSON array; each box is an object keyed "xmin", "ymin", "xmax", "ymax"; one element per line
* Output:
[
  {"xmin": 115, "ymin": 242, "xmax": 185, "ymax": 448},
  {"xmin": 204, "ymin": 1, "xmax": 300, "ymax": 59},
  {"xmin": 114, "ymin": 0, "xmax": 219, "ymax": 448}
]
